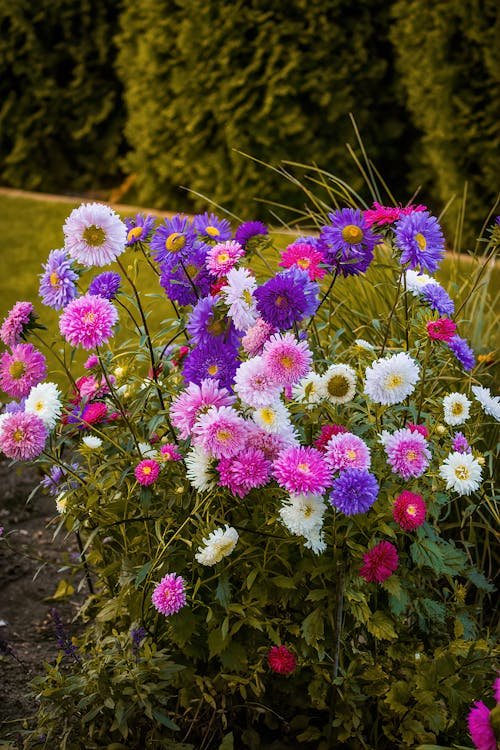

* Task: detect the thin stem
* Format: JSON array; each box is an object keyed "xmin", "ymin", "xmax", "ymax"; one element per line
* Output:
[
  {"xmin": 75, "ymin": 530, "xmax": 95, "ymax": 595},
  {"xmin": 308, "ymin": 268, "xmax": 338, "ymax": 329},
  {"xmin": 416, "ymin": 338, "xmax": 431, "ymax": 422},
  {"xmin": 30, "ymin": 331, "xmax": 78, "ymax": 390},
  {"xmin": 380, "ymin": 268, "xmax": 404, "ymax": 356}
]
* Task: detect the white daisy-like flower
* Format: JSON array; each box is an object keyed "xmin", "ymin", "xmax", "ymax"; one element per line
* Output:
[
  {"xmin": 354, "ymin": 339, "xmax": 375, "ymax": 351},
  {"xmin": 234, "ymin": 356, "xmax": 282, "ymax": 408},
  {"xmin": 24, "ymin": 382, "xmax": 62, "ymax": 429},
  {"xmin": 82, "ymin": 435, "xmax": 103, "ymax": 449},
  {"xmin": 279, "ymin": 493, "xmax": 326, "ymax": 537},
  {"xmin": 63, "ymin": 202, "xmax": 127, "ymax": 267},
  {"xmin": 220, "ymin": 267, "xmax": 259, "ymax": 331},
  {"xmin": 364, "ymin": 351, "xmax": 420, "ymax": 406},
  {"xmin": 185, "ymin": 445, "xmax": 216, "ymax": 492},
  {"xmin": 404, "ymin": 269, "xmax": 440, "ymax": 296},
  {"xmin": 194, "ymin": 525, "xmax": 239, "ymax": 566},
  {"xmin": 442, "ymin": 392, "xmax": 471, "ymax": 426},
  {"xmin": 252, "ymin": 399, "xmax": 292, "ymax": 434},
  {"xmin": 55, "ymin": 492, "xmax": 68, "ymax": 514},
  {"xmin": 292, "ymin": 371, "xmax": 323, "ymax": 405},
  {"xmin": 319, "ymin": 363, "xmax": 357, "ymax": 404},
  {"xmin": 439, "ymin": 451, "xmax": 483, "ymax": 495},
  {"xmin": 303, "ymin": 526, "xmax": 327, "ymax": 555},
  {"xmin": 471, "ymin": 385, "xmax": 500, "ymax": 422}
]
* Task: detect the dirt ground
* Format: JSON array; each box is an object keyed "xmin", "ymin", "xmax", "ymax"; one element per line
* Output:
[{"xmin": 0, "ymin": 459, "xmax": 81, "ymax": 745}]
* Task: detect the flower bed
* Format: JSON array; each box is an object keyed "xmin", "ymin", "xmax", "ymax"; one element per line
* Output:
[{"xmin": 0, "ymin": 187, "xmax": 499, "ymax": 749}]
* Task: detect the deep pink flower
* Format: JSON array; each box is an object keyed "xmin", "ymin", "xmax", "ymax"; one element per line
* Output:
[
  {"xmin": 407, "ymin": 423, "xmax": 429, "ymax": 438},
  {"xmin": 363, "ymin": 202, "xmax": 427, "ymax": 228},
  {"xmin": 324, "ymin": 432, "xmax": 371, "ymax": 472},
  {"xmin": 84, "ymin": 355, "xmax": 99, "ymax": 369},
  {"xmin": 135, "ymin": 459, "xmax": 161, "ymax": 486},
  {"xmin": 218, "ymin": 448, "xmax": 272, "ymax": 498},
  {"xmin": 59, "ymin": 293, "xmax": 118, "ymax": 350},
  {"xmin": 273, "ymin": 445, "xmax": 332, "ymax": 495},
  {"xmin": 160, "ymin": 443, "xmax": 182, "ymax": 462},
  {"xmin": 262, "ymin": 333, "xmax": 312, "ymax": 386},
  {"xmin": 0, "ymin": 343, "xmax": 47, "ymax": 399},
  {"xmin": 313, "ymin": 424, "xmax": 348, "ymax": 452},
  {"xmin": 151, "ymin": 572, "xmax": 186, "ymax": 616},
  {"xmin": 80, "ymin": 402, "xmax": 108, "ymax": 426},
  {"xmin": 279, "ymin": 242, "xmax": 326, "ymax": 281},
  {"xmin": 0, "ymin": 411, "xmax": 47, "ymax": 460},
  {"xmin": 0, "ymin": 301, "xmax": 35, "ymax": 347},
  {"xmin": 392, "ymin": 491, "xmax": 426, "ymax": 531},
  {"xmin": 170, "ymin": 379, "xmax": 235, "ymax": 439},
  {"xmin": 192, "ymin": 405, "xmax": 247, "ymax": 459},
  {"xmin": 268, "ymin": 645, "xmax": 296, "ymax": 675},
  {"xmin": 359, "ymin": 541, "xmax": 398, "ymax": 583},
  {"xmin": 467, "ymin": 701, "xmax": 496, "ymax": 750},
  {"xmin": 427, "ymin": 318, "xmax": 457, "ymax": 342}
]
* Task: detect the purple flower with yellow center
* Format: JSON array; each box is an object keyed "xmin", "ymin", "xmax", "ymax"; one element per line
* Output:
[
  {"xmin": 88, "ymin": 272, "xmax": 121, "ymax": 300},
  {"xmin": 193, "ymin": 212, "xmax": 232, "ymax": 243},
  {"xmin": 150, "ymin": 215, "xmax": 196, "ymax": 264},
  {"xmin": 159, "ymin": 245, "xmax": 212, "ymax": 306},
  {"xmin": 124, "ymin": 213, "xmax": 156, "ymax": 245},
  {"xmin": 319, "ymin": 208, "xmax": 380, "ymax": 277},
  {"xmin": 254, "ymin": 267, "xmax": 319, "ymax": 330},
  {"xmin": 395, "ymin": 210, "xmax": 445, "ymax": 274},
  {"xmin": 0, "ymin": 343, "xmax": 47, "ymax": 399},
  {"xmin": 421, "ymin": 283, "xmax": 455, "ymax": 316},
  {"xmin": 448, "ymin": 334, "xmax": 476, "ymax": 372},
  {"xmin": 182, "ymin": 339, "xmax": 239, "ymax": 390},
  {"xmin": 186, "ymin": 296, "xmax": 240, "ymax": 347},
  {"xmin": 39, "ymin": 249, "xmax": 78, "ymax": 310},
  {"xmin": 234, "ymin": 221, "xmax": 269, "ymax": 247}
]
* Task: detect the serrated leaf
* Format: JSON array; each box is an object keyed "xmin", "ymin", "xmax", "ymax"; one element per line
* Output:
[
  {"xmin": 467, "ymin": 568, "xmax": 496, "ymax": 593},
  {"xmin": 301, "ymin": 608, "xmax": 324, "ymax": 646},
  {"xmin": 367, "ymin": 611, "xmax": 397, "ymax": 640}
]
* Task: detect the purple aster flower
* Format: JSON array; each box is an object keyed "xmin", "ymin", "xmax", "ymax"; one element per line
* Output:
[
  {"xmin": 452, "ymin": 432, "xmax": 471, "ymax": 453},
  {"xmin": 39, "ymin": 249, "xmax": 78, "ymax": 310},
  {"xmin": 193, "ymin": 212, "xmax": 232, "ymax": 243},
  {"xmin": 124, "ymin": 213, "xmax": 156, "ymax": 245},
  {"xmin": 395, "ymin": 210, "xmax": 445, "ymax": 274},
  {"xmin": 186, "ymin": 295, "xmax": 240, "ymax": 347},
  {"xmin": 88, "ymin": 272, "xmax": 121, "ymax": 300},
  {"xmin": 182, "ymin": 339, "xmax": 239, "ymax": 390},
  {"xmin": 421, "ymin": 283, "xmax": 455, "ymax": 316},
  {"xmin": 329, "ymin": 468, "xmax": 379, "ymax": 516},
  {"xmin": 448, "ymin": 335, "xmax": 476, "ymax": 371},
  {"xmin": 41, "ymin": 463, "xmax": 79, "ymax": 496},
  {"xmin": 254, "ymin": 267, "xmax": 319, "ymax": 330},
  {"xmin": 3, "ymin": 399, "xmax": 26, "ymax": 414},
  {"xmin": 319, "ymin": 208, "xmax": 380, "ymax": 277},
  {"xmin": 150, "ymin": 215, "xmax": 196, "ymax": 264},
  {"xmin": 234, "ymin": 221, "xmax": 269, "ymax": 247},
  {"xmin": 159, "ymin": 245, "xmax": 212, "ymax": 306}
]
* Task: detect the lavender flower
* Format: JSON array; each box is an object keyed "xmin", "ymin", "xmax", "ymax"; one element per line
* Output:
[
  {"xmin": 88, "ymin": 272, "xmax": 121, "ymax": 300},
  {"xmin": 421, "ymin": 283, "xmax": 455, "ymax": 316},
  {"xmin": 51, "ymin": 608, "xmax": 80, "ymax": 662},
  {"xmin": 39, "ymin": 249, "xmax": 78, "ymax": 310},
  {"xmin": 254, "ymin": 267, "xmax": 319, "ymax": 330},
  {"xmin": 448, "ymin": 335, "xmax": 476, "ymax": 371}
]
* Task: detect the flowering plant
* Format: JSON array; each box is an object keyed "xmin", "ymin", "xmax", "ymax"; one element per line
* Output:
[{"xmin": 1, "ymin": 184, "xmax": 499, "ymax": 748}]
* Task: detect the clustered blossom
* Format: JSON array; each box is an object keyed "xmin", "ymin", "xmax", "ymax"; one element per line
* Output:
[
  {"xmin": 135, "ymin": 459, "xmax": 161, "ymax": 486},
  {"xmin": 329, "ymin": 469, "xmax": 379, "ymax": 516},
  {"xmin": 273, "ymin": 445, "xmax": 332, "ymax": 495},
  {"xmin": 0, "ymin": 343, "xmax": 47, "ymax": 399},
  {"xmin": 1, "ymin": 302, "xmax": 35, "ymax": 347},
  {"xmin": 439, "ymin": 451, "xmax": 483, "ymax": 495},
  {"xmin": 382, "ymin": 428, "xmax": 431, "ymax": 480},
  {"xmin": 0, "ymin": 411, "xmax": 47, "ymax": 460},
  {"xmin": 59, "ymin": 294, "xmax": 118, "ymax": 350},
  {"xmin": 364, "ymin": 352, "xmax": 420, "ymax": 406},
  {"xmin": 151, "ymin": 573, "xmax": 186, "ymax": 616}
]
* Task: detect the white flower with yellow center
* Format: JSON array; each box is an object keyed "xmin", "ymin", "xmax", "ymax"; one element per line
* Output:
[
  {"xmin": 221, "ymin": 267, "xmax": 259, "ymax": 332},
  {"xmin": 443, "ymin": 392, "xmax": 471, "ymax": 426},
  {"xmin": 405, "ymin": 269, "xmax": 440, "ymax": 296},
  {"xmin": 318, "ymin": 363, "xmax": 356, "ymax": 404},
  {"xmin": 195, "ymin": 525, "xmax": 239, "ymax": 566},
  {"xmin": 55, "ymin": 492, "xmax": 68, "ymax": 514},
  {"xmin": 354, "ymin": 339, "xmax": 375, "ymax": 351},
  {"xmin": 25, "ymin": 381, "xmax": 62, "ymax": 429},
  {"xmin": 439, "ymin": 451, "xmax": 482, "ymax": 495},
  {"xmin": 292, "ymin": 371, "xmax": 323, "ymax": 405},
  {"xmin": 279, "ymin": 493, "xmax": 326, "ymax": 537},
  {"xmin": 364, "ymin": 352, "xmax": 420, "ymax": 406},
  {"xmin": 252, "ymin": 400, "xmax": 292, "ymax": 434}
]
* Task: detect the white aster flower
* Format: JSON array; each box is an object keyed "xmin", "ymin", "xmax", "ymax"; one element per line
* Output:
[
  {"xmin": 279, "ymin": 493, "xmax": 326, "ymax": 537},
  {"xmin": 55, "ymin": 492, "xmax": 68, "ymax": 514},
  {"xmin": 354, "ymin": 339, "xmax": 375, "ymax": 351},
  {"xmin": 25, "ymin": 381, "xmax": 62, "ymax": 429},
  {"xmin": 252, "ymin": 399, "xmax": 292, "ymax": 434},
  {"xmin": 405, "ymin": 269, "xmax": 440, "ymax": 296},
  {"xmin": 292, "ymin": 371, "xmax": 323, "ymax": 405},
  {"xmin": 185, "ymin": 445, "xmax": 216, "ymax": 492},
  {"xmin": 82, "ymin": 435, "xmax": 103, "ymax": 449},
  {"xmin": 439, "ymin": 451, "xmax": 483, "ymax": 495},
  {"xmin": 234, "ymin": 356, "xmax": 282, "ymax": 408},
  {"xmin": 442, "ymin": 392, "xmax": 471, "ymax": 426},
  {"xmin": 221, "ymin": 267, "xmax": 259, "ymax": 331},
  {"xmin": 138, "ymin": 441, "xmax": 157, "ymax": 458},
  {"xmin": 364, "ymin": 351, "xmax": 420, "ymax": 406},
  {"xmin": 303, "ymin": 526, "xmax": 327, "ymax": 555},
  {"xmin": 195, "ymin": 525, "xmax": 239, "ymax": 566},
  {"xmin": 471, "ymin": 385, "xmax": 500, "ymax": 422},
  {"xmin": 319, "ymin": 363, "xmax": 356, "ymax": 404},
  {"xmin": 64, "ymin": 202, "xmax": 127, "ymax": 267}
]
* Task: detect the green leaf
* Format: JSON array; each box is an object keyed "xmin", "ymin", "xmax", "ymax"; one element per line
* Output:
[
  {"xmin": 467, "ymin": 568, "xmax": 496, "ymax": 593},
  {"xmin": 218, "ymin": 733, "xmax": 234, "ymax": 750},
  {"xmin": 151, "ymin": 709, "xmax": 179, "ymax": 731},
  {"xmin": 367, "ymin": 611, "xmax": 397, "ymax": 640},
  {"xmin": 301, "ymin": 608, "xmax": 324, "ymax": 646},
  {"xmin": 215, "ymin": 574, "xmax": 232, "ymax": 608},
  {"xmin": 135, "ymin": 561, "xmax": 152, "ymax": 586}
]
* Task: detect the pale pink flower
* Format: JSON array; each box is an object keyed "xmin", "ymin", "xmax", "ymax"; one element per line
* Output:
[
  {"xmin": 324, "ymin": 432, "xmax": 371, "ymax": 472},
  {"xmin": 262, "ymin": 333, "xmax": 312, "ymax": 386},
  {"xmin": 192, "ymin": 405, "xmax": 247, "ymax": 458},
  {"xmin": 170, "ymin": 379, "xmax": 235, "ymax": 439}
]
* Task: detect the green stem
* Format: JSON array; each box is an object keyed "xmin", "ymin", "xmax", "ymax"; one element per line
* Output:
[
  {"xmin": 416, "ymin": 337, "xmax": 431, "ymax": 422},
  {"xmin": 96, "ymin": 348, "xmax": 141, "ymax": 452},
  {"xmin": 380, "ymin": 268, "xmax": 404, "ymax": 357},
  {"xmin": 308, "ymin": 268, "xmax": 338, "ymax": 329}
]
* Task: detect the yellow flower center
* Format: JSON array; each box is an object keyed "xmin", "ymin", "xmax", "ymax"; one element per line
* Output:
[
  {"xmin": 206, "ymin": 226, "xmax": 220, "ymax": 238},
  {"xmin": 279, "ymin": 355, "xmax": 293, "ymax": 369},
  {"xmin": 347, "ymin": 449, "xmax": 357, "ymax": 459},
  {"xmin": 327, "ymin": 374, "xmax": 350, "ymax": 398},
  {"xmin": 303, "ymin": 504, "xmax": 313, "ymax": 517},
  {"xmin": 165, "ymin": 232, "xmax": 186, "ymax": 253},
  {"xmin": 127, "ymin": 226, "xmax": 143, "ymax": 243},
  {"xmin": 13, "ymin": 428, "xmax": 24, "ymax": 442},
  {"xmin": 455, "ymin": 465, "xmax": 470, "ymax": 480},
  {"xmin": 243, "ymin": 289, "xmax": 253, "ymax": 306},
  {"xmin": 49, "ymin": 271, "xmax": 60, "ymax": 287},
  {"xmin": 406, "ymin": 504, "xmax": 417, "ymax": 516},
  {"xmin": 260, "ymin": 408, "xmax": 275, "ymax": 425},
  {"xmin": 216, "ymin": 252, "xmax": 230, "ymax": 264},
  {"xmin": 84, "ymin": 312, "xmax": 96, "ymax": 324},
  {"xmin": 215, "ymin": 540, "xmax": 235, "ymax": 556},
  {"xmin": 9, "ymin": 361, "xmax": 25, "ymax": 379},
  {"xmin": 451, "ymin": 402, "xmax": 463, "ymax": 416},
  {"xmin": 386, "ymin": 374, "xmax": 403, "ymax": 389},
  {"xmin": 217, "ymin": 429, "xmax": 231, "ymax": 442},
  {"xmin": 82, "ymin": 225, "xmax": 106, "ymax": 246},
  {"xmin": 142, "ymin": 466, "xmax": 152, "ymax": 475},
  {"xmin": 406, "ymin": 450, "xmax": 417, "ymax": 461},
  {"xmin": 415, "ymin": 232, "xmax": 427, "ymax": 250},
  {"xmin": 341, "ymin": 224, "xmax": 364, "ymax": 244},
  {"xmin": 297, "ymin": 462, "xmax": 310, "ymax": 473},
  {"xmin": 297, "ymin": 258, "xmax": 311, "ymax": 270},
  {"xmin": 35, "ymin": 401, "xmax": 44, "ymax": 412},
  {"xmin": 207, "ymin": 364, "xmax": 218, "ymax": 376}
]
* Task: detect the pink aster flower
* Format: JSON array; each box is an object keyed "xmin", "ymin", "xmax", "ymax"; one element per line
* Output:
[
  {"xmin": 0, "ymin": 343, "xmax": 47, "ymax": 399},
  {"xmin": 468, "ymin": 701, "xmax": 497, "ymax": 750},
  {"xmin": 242, "ymin": 318, "xmax": 276, "ymax": 357},
  {"xmin": 383, "ymin": 428, "xmax": 431, "ymax": 480},
  {"xmin": 59, "ymin": 294, "xmax": 118, "ymax": 350},
  {"xmin": 392, "ymin": 490, "xmax": 426, "ymax": 531},
  {"xmin": 273, "ymin": 445, "xmax": 332, "ymax": 495},
  {"xmin": 279, "ymin": 242, "xmax": 326, "ymax": 281},
  {"xmin": 170, "ymin": 379, "xmax": 235, "ymax": 439},
  {"xmin": 151, "ymin": 572, "xmax": 186, "ymax": 616},
  {"xmin": 313, "ymin": 424, "xmax": 348, "ymax": 453},
  {"xmin": 0, "ymin": 301, "xmax": 35, "ymax": 347},
  {"xmin": 218, "ymin": 447, "xmax": 272, "ymax": 498},
  {"xmin": 262, "ymin": 333, "xmax": 312, "ymax": 386},
  {"xmin": 363, "ymin": 202, "xmax": 427, "ymax": 228},
  {"xmin": 427, "ymin": 318, "xmax": 457, "ymax": 342},
  {"xmin": 268, "ymin": 645, "xmax": 296, "ymax": 675},
  {"xmin": 234, "ymin": 356, "xmax": 283, "ymax": 407},
  {"xmin": 324, "ymin": 432, "xmax": 371, "ymax": 472},
  {"xmin": 359, "ymin": 541, "xmax": 398, "ymax": 583},
  {"xmin": 0, "ymin": 411, "xmax": 47, "ymax": 460},
  {"xmin": 84, "ymin": 354, "xmax": 99, "ymax": 369},
  {"xmin": 160, "ymin": 443, "xmax": 182, "ymax": 462},
  {"xmin": 244, "ymin": 423, "xmax": 297, "ymax": 461},
  {"xmin": 206, "ymin": 240, "xmax": 244, "ymax": 277},
  {"xmin": 407, "ymin": 422, "xmax": 429, "ymax": 438},
  {"xmin": 192, "ymin": 405, "xmax": 247, "ymax": 459},
  {"xmin": 135, "ymin": 459, "xmax": 161, "ymax": 486}
]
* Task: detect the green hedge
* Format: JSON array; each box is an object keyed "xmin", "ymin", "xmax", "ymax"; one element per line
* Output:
[{"xmin": 0, "ymin": 0, "xmax": 126, "ymax": 193}]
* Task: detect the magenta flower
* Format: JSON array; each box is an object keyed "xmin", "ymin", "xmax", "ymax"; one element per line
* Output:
[
  {"xmin": 468, "ymin": 701, "xmax": 497, "ymax": 750},
  {"xmin": 268, "ymin": 645, "xmax": 296, "ymax": 675},
  {"xmin": 427, "ymin": 318, "xmax": 457, "ymax": 342},
  {"xmin": 324, "ymin": 432, "xmax": 371, "ymax": 472},
  {"xmin": 0, "ymin": 301, "xmax": 35, "ymax": 347},
  {"xmin": 84, "ymin": 354, "xmax": 99, "ymax": 369},
  {"xmin": 313, "ymin": 424, "xmax": 348, "ymax": 453},
  {"xmin": 359, "ymin": 541, "xmax": 398, "ymax": 583},
  {"xmin": 170, "ymin": 379, "xmax": 235, "ymax": 439},
  {"xmin": 151, "ymin": 573, "xmax": 186, "ymax": 616},
  {"xmin": 273, "ymin": 445, "xmax": 332, "ymax": 495},
  {"xmin": 0, "ymin": 411, "xmax": 47, "ymax": 460},
  {"xmin": 192, "ymin": 405, "xmax": 248, "ymax": 459},
  {"xmin": 279, "ymin": 242, "xmax": 326, "ymax": 281},
  {"xmin": 383, "ymin": 428, "xmax": 431, "ymax": 480},
  {"xmin": 160, "ymin": 443, "xmax": 182, "ymax": 462},
  {"xmin": 59, "ymin": 294, "xmax": 118, "ymax": 350},
  {"xmin": 262, "ymin": 332, "xmax": 312, "ymax": 386},
  {"xmin": 135, "ymin": 459, "xmax": 161, "ymax": 486},
  {"xmin": 218, "ymin": 447, "xmax": 272, "ymax": 498},
  {"xmin": 0, "ymin": 343, "xmax": 47, "ymax": 399},
  {"xmin": 392, "ymin": 491, "xmax": 426, "ymax": 531},
  {"xmin": 452, "ymin": 431, "xmax": 471, "ymax": 454},
  {"xmin": 363, "ymin": 202, "xmax": 427, "ymax": 227},
  {"xmin": 406, "ymin": 423, "xmax": 429, "ymax": 438}
]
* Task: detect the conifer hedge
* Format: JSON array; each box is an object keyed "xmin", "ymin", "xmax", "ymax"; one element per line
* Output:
[{"xmin": 0, "ymin": 0, "xmax": 126, "ymax": 193}]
